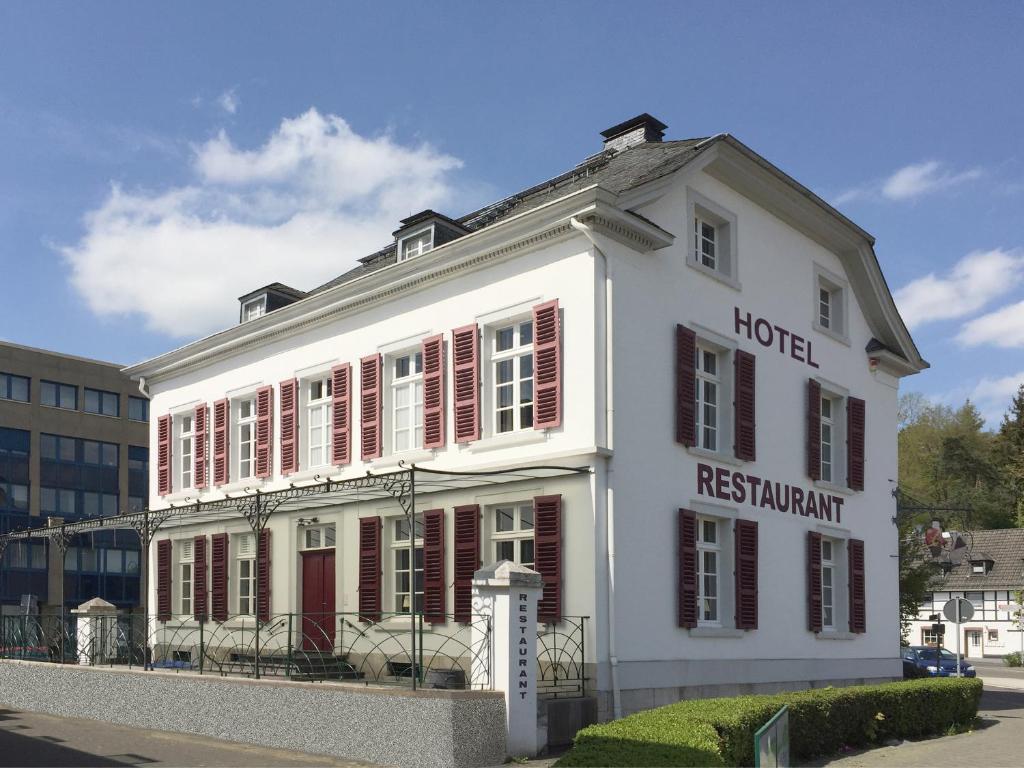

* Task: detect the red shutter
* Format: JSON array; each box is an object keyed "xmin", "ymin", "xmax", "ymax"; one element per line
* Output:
[
  {"xmin": 734, "ymin": 519, "xmax": 758, "ymax": 630},
  {"xmin": 733, "ymin": 351, "xmax": 756, "ymax": 461},
  {"xmin": 157, "ymin": 415, "xmax": 172, "ymax": 496},
  {"xmin": 358, "ymin": 516, "xmax": 382, "ymax": 621},
  {"xmin": 257, "ymin": 529, "xmax": 271, "ymax": 622},
  {"xmin": 676, "ymin": 326, "xmax": 697, "ymax": 447},
  {"xmin": 211, "ymin": 533, "xmax": 229, "ymax": 622},
  {"xmin": 213, "ymin": 399, "xmax": 230, "ymax": 486},
  {"xmin": 331, "ymin": 363, "xmax": 352, "ymax": 465},
  {"xmin": 533, "ymin": 300, "xmax": 562, "ymax": 429},
  {"xmin": 452, "ymin": 324, "xmax": 480, "ymax": 442},
  {"xmin": 193, "ymin": 404, "xmax": 208, "ymax": 489},
  {"xmin": 255, "ymin": 385, "xmax": 273, "ymax": 478},
  {"xmin": 279, "ymin": 378, "xmax": 299, "ymax": 475},
  {"xmin": 423, "ymin": 508, "xmax": 446, "ymax": 623},
  {"xmin": 453, "ymin": 504, "xmax": 480, "ymax": 623},
  {"xmin": 193, "ymin": 535, "xmax": 208, "ymax": 622},
  {"xmin": 156, "ymin": 539, "xmax": 172, "ymax": 622},
  {"xmin": 422, "ymin": 335, "xmax": 446, "ymax": 449},
  {"xmin": 848, "ymin": 538, "xmax": 866, "ymax": 633},
  {"xmin": 535, "ymin": 494, "xmax": 562, "ymax": 623},
  {"xmin": 847, "ymin": 397, "xmax": 866, "ymax": 491},
  {"xmin": 807, "ymin": 379, "xmax": 822, "ymax": 481},
  {"xmin": 677, "ymin": 509, "xmax": 698, "ymax": 628},
  {"xmin": 360, "ymin": 354, "xmax": 382, "ymax": 460},
  {"xmin": 807, "ymin": 530, "xmax": 823, "ymax": 632}
]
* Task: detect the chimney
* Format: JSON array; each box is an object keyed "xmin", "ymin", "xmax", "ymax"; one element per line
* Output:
[{"xmin": 600, "ymin": 113, "xmax": 667, "ymax": 153}]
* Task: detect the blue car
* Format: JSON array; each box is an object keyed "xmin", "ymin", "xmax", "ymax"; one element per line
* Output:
[{"xmin": 902, "ymin": 645, "xmax": 977, "ymax": 678}]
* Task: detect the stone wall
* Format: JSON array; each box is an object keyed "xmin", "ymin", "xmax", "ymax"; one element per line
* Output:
[{"xmin": 0, "ymin": 660, "xmax": 506, "ymax": 768}]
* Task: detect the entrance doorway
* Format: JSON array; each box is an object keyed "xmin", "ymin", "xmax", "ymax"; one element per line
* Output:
[
  {"xmin": 301, "ymin": 550, "xmax": 336, "ymax": 652},
  {"xmin": 965, "ymin": 628, "xmax": 983, "ymax": 659}
]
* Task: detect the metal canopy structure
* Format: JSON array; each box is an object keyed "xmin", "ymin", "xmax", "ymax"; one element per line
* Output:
[{"xmin": 0, "ymin": 462, "xmax": 591, "ymax": 685}]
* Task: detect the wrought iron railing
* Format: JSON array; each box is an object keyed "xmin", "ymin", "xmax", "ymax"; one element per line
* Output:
[{"xmin": 537, "ymin": 615, "xmax": 589, "ymax": 698}]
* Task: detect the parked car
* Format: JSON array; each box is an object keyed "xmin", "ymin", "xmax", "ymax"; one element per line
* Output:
[{"xmin": 902, "ymin": 646, "xmax": 976, "ymax": 678}]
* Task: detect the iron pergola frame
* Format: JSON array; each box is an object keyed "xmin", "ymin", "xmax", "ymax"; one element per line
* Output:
[{"xmin": 0, "ymin": 462, "xmax": 591, "ymax": 687}]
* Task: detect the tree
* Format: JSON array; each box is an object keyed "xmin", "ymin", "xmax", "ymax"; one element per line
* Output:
[{"xmin": 995, "ymin": 384, "xmax": 1024, "ymax": 526}]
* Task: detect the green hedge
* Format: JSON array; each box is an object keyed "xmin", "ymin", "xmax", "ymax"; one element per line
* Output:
[{"xmin": 555, "ymin": 678, "xmax": 983, "ymax": 767}]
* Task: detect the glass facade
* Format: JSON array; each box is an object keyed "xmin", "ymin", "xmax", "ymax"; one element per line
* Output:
[{"xmin": 39, "ymin": 433, "xmax": 119, "ymax": 519}]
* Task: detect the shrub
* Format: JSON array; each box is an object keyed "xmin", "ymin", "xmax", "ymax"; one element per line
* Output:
[
  {"xmin": 556, "ymin": 678, "xmax": 982, "ymax": 767},
  {"xmin": 1004, "ymin": 652, "xmax": 1022, "ymax": 667}
]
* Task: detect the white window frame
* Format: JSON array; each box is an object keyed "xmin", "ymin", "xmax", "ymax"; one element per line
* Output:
[
  {"xmin": 812, "ymin": 264, "xmax": 850, "ymax": 344},
  {"xmin": 236, "ymin": 532, "xmax": 256, "ymax": 616},
  {"xmin": 491, "ymin": 317, "xmax": 534, "ymax": 435},
  {"xmin": 815, "ymin": 379, "xmax": 848, "ymax": 489},
  {"xmin": 821, "ymin": 538, "xmax": 836, "ymax": 630},
  {"xmin": 922, "ymin": 628, "xmax": 939, "ymax": 646},
  {"xmin": 397, "ymin": 227, "xmax": 434, "ymax": 262},
  {"xmin": 178, "ymin": 414, "xmax": 194, "ymax": 491},
  {"xmin": 490, "ymin": 502, "xmax": 535, "ymax": 569},
  {"xmin": 388, "ymin": 351, "xmax": 424, "ymax": 454},
  {"xmin": 695, "ymin": 343, "xmax": 721, "ymax": 453},
  {"xmin": 305, "ymin": 376, "xmax": 333, "ymax": 468},
  {"xmin": 179, "ymin": 539, "xmax": 194, "ymax": 616},
  {"xmin": 242, "ymin": 296, "xmax": 267, "ymax": 322},
  {"xmin": 820, "ymin": 395, "xmax": 835, "ymax": 483},
  {"xmin": 694, "ymin": 215, "xmax": 718, "ymax": 271},
  {"xmin": 236, "ymin": 396, "xmax": 257, "ymax": 480},
  {"xmin": 390, "ymin": 518, "xmax": 423, "ymax": 614},
  {"xmin": 299, "ymin": 523, "xmax": 337, "ymax": 551},
  {"xmin": 686, "ymin": 188, "xmax": 740, "ymax": 289},
  {"xmin": 697, "ymin": 516, "xmax": 721, "ymax": 626}
]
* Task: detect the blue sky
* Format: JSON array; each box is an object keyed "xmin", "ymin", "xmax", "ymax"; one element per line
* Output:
[{"xmin": 1, "ymin": 1, "xmax": 1022, "ymax": 425}]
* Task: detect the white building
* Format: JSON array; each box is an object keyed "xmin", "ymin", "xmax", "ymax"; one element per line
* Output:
[
  {"xmin": 125, "ymin": 113, "xmax": 927, "ymax": 720},
  {"xmin": 906, "ymin": 529, "xmax": 1024, "ymax": 659}
]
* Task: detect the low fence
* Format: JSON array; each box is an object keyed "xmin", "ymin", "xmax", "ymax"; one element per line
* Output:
[{"xmin": 0, "ymin": 611, "xmax": 589, "ymax": 696}]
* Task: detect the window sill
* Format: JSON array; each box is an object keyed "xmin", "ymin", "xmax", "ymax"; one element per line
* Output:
[
  {"xmin": 222, "ymin": 617, "xmax": 258, "ymax": 629},
  {"xmin": 161, "ymin": 490, "xmax": 202, "ymax": 504},
  {"xmin": 812, "ymin": 321, "xmax": 851, "ymax": 347},
  {"xmin": 213, "ymin": 478, "xmax": 267, "ymax": 494},
  {"xmin": 370, "ymin": 449, "xmax": 436, "ymax": 469},
  {"xmin": 284, "ymin": 467, "xmax": 336, "ymax": 484},
  {"xmin": 815, "ymin": 630, "xmax": 855, "ymax": 641},
  {"xmin": 464, "ymin": 430, "xmax": 548, "ymax": 454},
  {"xmin": 689, "ymin": 626, "xmax": 745, "ymax": 638},
  {"xmin": 686, "ymin": 259, "xmax": 741, "ymax": 291},
  {"xmin": 686, "ymin": 445, "xmax": 743, "ymax": 466},
  {"xmin": 83, "ymin": 411, "xmax": 122, "ymax": 420},
  {"xmin": 373, "ymin": 615, "xmax": 418, "ymax": 632},
  {"xmin": 40, "ymin": 404, "xmax": 79, "ymax": 413},
  {"xmin": 814, "ymin": 479, "xmax": 853, "ymax": 496}
]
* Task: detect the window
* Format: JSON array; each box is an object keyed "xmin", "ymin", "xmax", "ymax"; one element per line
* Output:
[
  {"xmin": 399, "ymin": 229, "xmax": 433, "ymax": 261},
  {"xmin": 695, "ymin": 345, "xmax": 720, "ymax": 451},
  {"xmin": 300, "ymin": 524, "xmax": 336, "ymax": 550},
  {"xmin": 821, "ymin": 538, "xmax": 835, "ymax": 629},
  {"xmin": 694, "ymin": 216, "xmax": 717, "ymax": 270},
  {"xmin": 814, "ymin": 267, "xmax": 848, "ymax": 340},
  {"xmin": 242, "ymin": 297, "xmax": 266, "ymax": 322},
  {"xmin": 0, "ymin": 372, "xmax": 29, "ymax": 402},
  {"xmin": 307, "ymin": 377, "xmax": 333, "ymax": 467},
  {"xmin": 41, "ymin": 380, "xmax": 77, "ymax": 410},
  {"xmin": 922, "ymin": 628, "xmax": 939, "ymax": 646},
  {"xmin": 819, "ymin": 288, "xmax": 832, "ymax": 330},
  {"xmin": 491, "ymin": 503, "xmax": 534, "ymax": 568},
  {"xmin": 82, "ymin": 440, "xmax": 118, "ymax": 467},
  {"xmin": 128, "ymin": 446, "xmax": 148, "ymax": 472},
  {"xmin": 236, "ymin": 397, "xmax": 257, "ymax": 479},
  {"xmin": 2, "ymin": 483, "xmax": 28, "ymax": 511},
  {"xmin": 989, "ymin": 629, "xmax": 999, "ymax": 642},
  {"xmin": 966, "ymin": 591, "xmax": 984, "ymax": 611},
  {"xmin": 179, "ymin": 414, "xmax": 194, "ymax": 490},
  {"xmin": 392, "ymin": 518, "xmax": 423, "ymax": 613},
  {"xmin": 128, "ymin": 496, "xmax": 145, "ymax": 513},
  {"xmin": 41, "ymin": 486, "xmax": 77, "ymax": 516},
  {"xmin": 492, "ymin": 320, "xmax": 534, "ymax": 434},
  {"xmin": 128, "ymin": 396, "xmax": 149, "ymax": 422},
  {"xmin": 820, "ymin": 396, "xmax": 834, "ymax": 482},
  {"xmin": 180, "ymin": 539, "xmax": 194, "ymax": 615},
  {"xmin": 697, "ymin": 517, "xmax": 720, "ymax": 624},
  {"xmin": 84, "ymin": 388, "xmax": 119, "ymax": 417},
  {"xmin": 392, "ymin": 352, "xmax": 423, "ymax": 451},
  {"xmin": 237, "ymin": 533, "xmax": 256, "ymax": 615},
  {"xmin": 82, "ymin": 492, "xmax": 118, "ymax": 517}
]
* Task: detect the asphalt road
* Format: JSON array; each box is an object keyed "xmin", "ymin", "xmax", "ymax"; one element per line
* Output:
[{"xmin": 0, "ymin": 707, "xmax": 380, "ymax": 767}]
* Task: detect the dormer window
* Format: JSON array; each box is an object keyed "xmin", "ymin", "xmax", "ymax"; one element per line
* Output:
[
  {"xmin": 242, "ymin": 296, "xmax": 267, "ymax": 322},
  {"xmin": 399, "ymin": 229, "xmax": 433, "ymax": 261}
]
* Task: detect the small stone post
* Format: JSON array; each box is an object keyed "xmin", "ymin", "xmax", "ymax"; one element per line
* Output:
[
  {"xmin": 471, "ymin": 561, "xmax": 543, "ymax": 758},
  {"xmin": 71, "ymin": 597, "xmax": 118, "ymax": 666}
]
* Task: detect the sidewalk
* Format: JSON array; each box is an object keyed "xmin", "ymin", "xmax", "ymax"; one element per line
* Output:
[{"xmin": 812, "ymin": 687, "xmax": 1024, "ymax": 767}]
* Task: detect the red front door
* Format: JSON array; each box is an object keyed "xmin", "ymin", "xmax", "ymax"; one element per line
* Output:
[{"xmin": 301, "ymin": 550, "xmax": 336, "ymax": 652}]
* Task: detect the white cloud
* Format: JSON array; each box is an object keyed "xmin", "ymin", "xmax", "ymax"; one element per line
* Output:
[
  {"xmin": 957, "ymin": 300, "xmax": 1024, "ymax": 348},
  {"xmin": 966, "ymin": 371, "xmax": 1024, "ymax": 427},
  {"xmin": 835, "ymin": 160, "xmax": 983, "ymax": 204},
  {"xmin": 217, "ymin": 89, "xmax": 239, "ymax": 115},
  {"xmin": 61, "ymin": 109, "xmax": 462, "ymax": 338},
  {"xmin": 893, "ymin": 248, "xmax": 1024, "ymax": 328}
]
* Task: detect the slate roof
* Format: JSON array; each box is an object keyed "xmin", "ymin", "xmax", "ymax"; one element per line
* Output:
[
  {"xmin": 306, "ymin": 137, "xmax": 709, "ymax": 297},
  {"xmin": 928, "ymin": 528, "xmax": 1024, "ymax": 590},
  {"xmin": 237, "ymin": 282, "xmax": 308, "ymax": 303}
]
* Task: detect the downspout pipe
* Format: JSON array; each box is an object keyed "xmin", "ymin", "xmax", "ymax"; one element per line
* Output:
[
  {"xmin": 570, "ymin": 216, "xmax": 621, "ymax": 719},
  {"xmin": 137, "ymin": 376, "xmax": 150, "ymax": 399}
]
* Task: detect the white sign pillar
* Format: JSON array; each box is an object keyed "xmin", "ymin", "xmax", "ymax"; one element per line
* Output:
[
  {"xmin": 471, "ymin": 561, "xmax": 543, "ymax": 758},
  {"xmin": 70, "ymin": 597, "xmax": 118, "ymax": 666}
]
